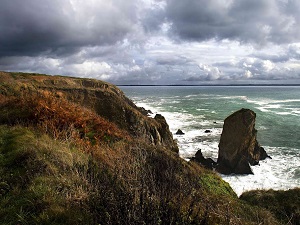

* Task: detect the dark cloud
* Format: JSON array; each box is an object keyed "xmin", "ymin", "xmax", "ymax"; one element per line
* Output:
[
  {"xmin": 165, "ymin": 0, "xmax": 230, "ymax": 40},
  {"xmin": 142, "ymin": 6, "xmax": 166, "ymax": 33},
  {"xmin": 0, "ymin": 0, "xmax": 138, "ymax": 57},
  {"xmin": 250, "ymin": 43, "xmax": 300, "ymax": 63},
  {"xmin": 155, "ymin": 55, "xmax": 191, "ymax": 66},
  {"xmin": 166, "ymin": 0, "xmax": 300, "ymax": 45}
]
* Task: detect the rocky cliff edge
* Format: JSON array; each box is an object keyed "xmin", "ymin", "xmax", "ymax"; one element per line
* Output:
[{"xmin": 0, "ymin": 71, "xmax": 178, "ymax": 153}]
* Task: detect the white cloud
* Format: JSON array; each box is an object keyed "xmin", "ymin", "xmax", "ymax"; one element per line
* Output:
[
  {"xmin": 243, "ymin": 70, "xmax": 252, "ymax": 79},
  {"xmin": 198, "ymin": 64, "xmax": 222, "ymax": 80}
]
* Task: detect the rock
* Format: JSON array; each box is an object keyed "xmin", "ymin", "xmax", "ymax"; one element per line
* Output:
[
  {"xmin": 139, "ymin": 107, "xmax": 152, "ymax": 116},
  {"xmin": 253, "ymin": 144, "xmax": 272, "ymax": 161},
  {"xmin": 175, "ymin": 129, "xmax": 185, "ymax": 135},
  {"xmin": 191, "ymin": 149, "xmax": 217, "ymax": 170},
  {"xmin": 217, "ymin": 108, "xmax": 270, "ymax": 175},
  {"xmin": 204, "ymin": 130, "xmax": 211, "ymax": 133},
  {"xmin": 153, "ymin": 114, "xmax": 179, "ymax": 153}
]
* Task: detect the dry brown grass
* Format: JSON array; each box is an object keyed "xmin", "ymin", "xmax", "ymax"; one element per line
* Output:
[{"xmin": 0, "ymin": 89, "xmax": 130, "ymax": 148}]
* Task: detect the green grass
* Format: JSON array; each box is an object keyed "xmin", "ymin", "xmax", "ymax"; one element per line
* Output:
[
  {"xmin": 199, "ymin": 172, "xmax": 237, "ymax": 197},
  {"xmin": 0, "ymin": 126, "xmax": 93, "ymax": 224}
]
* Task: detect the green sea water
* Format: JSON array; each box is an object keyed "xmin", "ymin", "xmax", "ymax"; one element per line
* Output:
[{"xmin": 120, "ymin": 86, "xmax": 300, "ymax": 195}]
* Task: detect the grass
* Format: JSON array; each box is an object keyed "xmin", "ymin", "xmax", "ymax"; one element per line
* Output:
[
  {"xmin": 199, "ymin": 172, "xmax": 237, "ymax": 197},
  {"xmin": 0, "ymin": 124, "xmax": 279, "ymax": 224},
  {"xmin": 240, "ymin": 188, "xmax": 300, "ymax": 225},
  {"xmin": 0, "ymin": 126, "xmax": 89, "ymax": 224},
  {"xmin": 0, "ymin": 125, "xmax": 136, "ymax": 224},
  {"xmin": 0, "ymin": 71, "xmax": 295, "ymax": 224}
]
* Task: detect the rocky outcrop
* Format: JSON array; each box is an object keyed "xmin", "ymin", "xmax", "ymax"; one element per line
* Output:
[
  {"xmin": 63, "ymin": 85, "xmax": 178, "ymax": 152},
  {"xmin": 149, "ymin": 114, "xmax": 179, "ymax": 152},
  {"xmin": 217, "ymin": 108, "xmax": 270, "ymax": 174},
  {"xmin": 190, "ymin": 149, "xmax": 217, "ymax": 170}
]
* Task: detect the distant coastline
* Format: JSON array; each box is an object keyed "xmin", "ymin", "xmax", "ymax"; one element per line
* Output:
[{"xmin": 118, "ymin": 84, "xmax": 300, "ymax": 87}]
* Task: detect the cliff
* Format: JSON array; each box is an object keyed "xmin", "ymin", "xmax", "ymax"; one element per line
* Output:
[
  {"xmin": 0, "ymin": 71, "xmax": 178, "ymax": 153},
  {"xmin": 0, "ymin": 71, "xmax": 297, "ymax": 225}
]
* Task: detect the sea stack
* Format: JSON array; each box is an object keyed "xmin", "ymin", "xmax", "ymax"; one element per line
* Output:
[{"xmin": 217, "ymin": 108, "xmax": 270, "ymax": 174}]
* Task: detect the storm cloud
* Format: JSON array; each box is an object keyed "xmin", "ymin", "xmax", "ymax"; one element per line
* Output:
[
  {"xmin": 0, "ymin": 0, "xmax": 300, "ymax": 84},
  {"xmin": 166, "ymin": 0, "xmax": 300, "ymax": 45},
  {"xmin": 0, "ymin": 0, "xmax": 138, "ymax": 57}
]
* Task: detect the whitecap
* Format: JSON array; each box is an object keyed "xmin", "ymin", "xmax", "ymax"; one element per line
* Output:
[
  {"xmin": 264, "ymin": 104, "xmax": 282, "ymax": 109},
  {"xmin": 185, "ymin": 94, "xmax": 199, "ymax": 98},
  {"xmin": 276, "ymin": 112, "xmax": 292, "ymax": 115},
  {"xmin": 256, "ymin": 107, "xmax": 269, "ymax": 112},
  {"xmin": 277, "ymin": 99, "xmax": 300, "ymax": 103},
  {"xmin": 247, "ymin": 98, "xmax": 300, "ymax": 107},
  {"xmin": 220, "ymin": 95, "xmax": 248, "ymax": 101}
]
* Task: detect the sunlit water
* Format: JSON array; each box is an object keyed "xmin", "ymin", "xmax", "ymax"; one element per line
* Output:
[{"xmin": 120, "ymin": 86, "xmax": 300, "ymax": 196}]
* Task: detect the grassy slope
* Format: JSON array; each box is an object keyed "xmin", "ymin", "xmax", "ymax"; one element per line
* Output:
[
  {"xmin": 240, "ymin": 189, "xmax": 300, "ymax": 225},
  {"xmin": 0, "ymin": 71, "xmax": 294, "ymax": 224}
]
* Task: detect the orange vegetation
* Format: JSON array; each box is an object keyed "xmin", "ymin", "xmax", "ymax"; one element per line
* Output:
[{"xmin": 0, "ymin": 90, "xmax": 130, "ymax": 147}]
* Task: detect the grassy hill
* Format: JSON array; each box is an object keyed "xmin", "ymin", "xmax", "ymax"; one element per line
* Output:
[{"xmin": 0, "ymin": 71, "xmax": 298, "ymax": 224}]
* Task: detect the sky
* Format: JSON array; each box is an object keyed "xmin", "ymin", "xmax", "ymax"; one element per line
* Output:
[{"xmin": 1, "ymin": 0, "xmax": 300, "ymax": 85}]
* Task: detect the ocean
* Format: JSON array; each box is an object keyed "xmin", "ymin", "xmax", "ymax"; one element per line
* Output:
[{"xmin": 120, "ymin": 86, "xmax": 300, "ymax": 196}]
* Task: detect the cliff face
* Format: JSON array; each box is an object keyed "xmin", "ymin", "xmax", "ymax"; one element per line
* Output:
[{"xmin": 0, "ymin": 71, "xmax": 178, "ymax": 153}]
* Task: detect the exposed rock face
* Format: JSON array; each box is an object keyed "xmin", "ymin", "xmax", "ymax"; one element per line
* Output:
[
  {"xmin": 151, "ymin": 114, "xmax": 179, "ymax": 152},
  {"xmin": 217, "ymin": 108, "xmax": 270, "ymax": 174},
  {"xmin": 62, "ymin": 83, "xmax": 178, "ymax": 152}
]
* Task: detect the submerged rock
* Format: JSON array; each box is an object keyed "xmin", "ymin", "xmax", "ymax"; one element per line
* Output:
[{"xmin": 217, "ymin": 108, "xmax": 270, "ymax": 175}]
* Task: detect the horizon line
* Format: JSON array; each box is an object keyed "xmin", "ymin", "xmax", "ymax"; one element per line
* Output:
[{"xmin": 117, "ymin": 84, "xmax": 300, "ymax": 87}]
